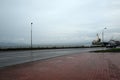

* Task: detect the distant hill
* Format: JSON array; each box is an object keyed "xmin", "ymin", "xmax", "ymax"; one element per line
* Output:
[
  {"xmin": 0, "ymin": 42, "xmax": 91, "ymax": 48},
  {"xmin": 0, "ymin": 42, "xmax": 29, "ymax": 48}
]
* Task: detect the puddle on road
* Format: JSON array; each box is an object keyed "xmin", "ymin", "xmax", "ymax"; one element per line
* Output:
[
  {"xmin": 49, "ymin": 59, "xmax": 63, "ymax": 64},
  {"xmin": 66, "ymin": 57, "xmax": 75, "ymax": 59}
]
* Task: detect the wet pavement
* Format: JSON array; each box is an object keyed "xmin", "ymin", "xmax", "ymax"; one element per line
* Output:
[
  {"xmin": 0, "ymin": 48, "xmax": 105, "ymax": 67},
  {"xmin": 0, "ymin": 52, "xmax": 120, "ymax": 80}
]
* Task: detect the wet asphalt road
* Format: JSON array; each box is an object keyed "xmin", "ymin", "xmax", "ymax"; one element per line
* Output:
[{"xmin": 0, "ymin": 48, "xmax": 105, "ymax": 67}]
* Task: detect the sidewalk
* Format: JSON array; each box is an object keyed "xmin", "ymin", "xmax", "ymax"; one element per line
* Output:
[{"xmin": 0, "ymin": 52, "xmax": 120, "ymax": 80}]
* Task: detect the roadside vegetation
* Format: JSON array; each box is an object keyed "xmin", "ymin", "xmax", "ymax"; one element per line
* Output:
[
  {"xmin": 0, "ymin": 46, "xmax": 91, "ymax": 51},
  {"xmin": 93, "ymin": 48, "xmax": 120, "ymax": 52}
]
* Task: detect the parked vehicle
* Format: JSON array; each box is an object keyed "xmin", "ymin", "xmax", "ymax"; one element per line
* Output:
[{"xmin": 105, "ymin": 40, "xmax": 120, "ymax": 48}]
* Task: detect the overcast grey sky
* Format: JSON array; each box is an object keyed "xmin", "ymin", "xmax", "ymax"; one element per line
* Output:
[{"xmin": 0, "ymin": 0, "xmax": 120, "ymax": 45}]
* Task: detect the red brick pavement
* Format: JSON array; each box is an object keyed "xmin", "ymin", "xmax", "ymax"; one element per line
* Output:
[{"xmin": 0, "ymin": 52, "xmax": 120, "ymax": 80}]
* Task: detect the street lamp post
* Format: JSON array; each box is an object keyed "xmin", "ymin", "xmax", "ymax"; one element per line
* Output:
[
  {"xmin": 31, "ymin": 22, "xmax": 33, "ymax": 49},
  {"xmin": 102, "ymin": 27, "xmax": 107, "ymax": 42}
]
